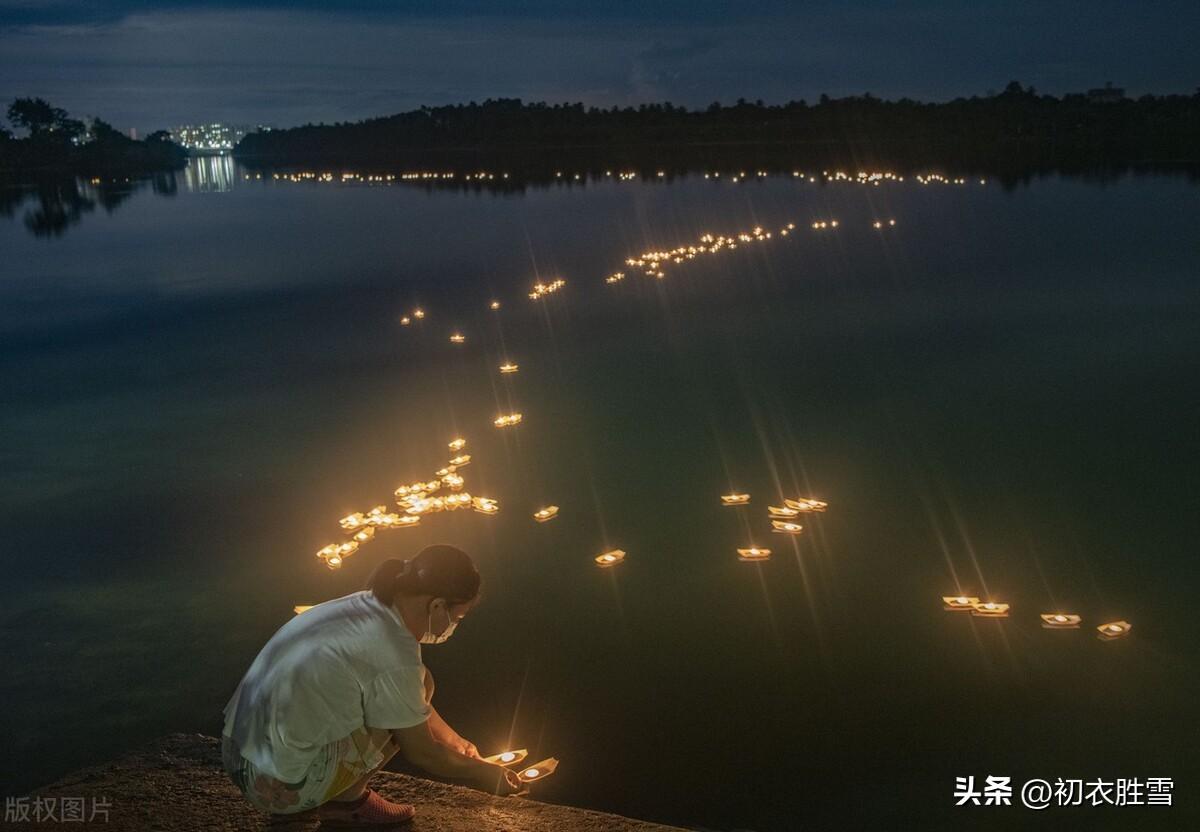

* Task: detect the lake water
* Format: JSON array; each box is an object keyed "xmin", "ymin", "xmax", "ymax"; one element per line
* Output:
[{"xmin": 2, "ymin": 157, "xmax": 1198, "ymax": 830}]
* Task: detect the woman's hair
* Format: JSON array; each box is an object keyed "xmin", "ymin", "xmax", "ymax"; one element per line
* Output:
[{"xmin": 368, "ymin": 544, "xmax": 481, "ymax": 607}]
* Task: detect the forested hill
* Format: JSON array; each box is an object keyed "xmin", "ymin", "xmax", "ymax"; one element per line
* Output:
[{"xmin": 234, "ymin": 83, "xmax": 1200, "ymax": 171}]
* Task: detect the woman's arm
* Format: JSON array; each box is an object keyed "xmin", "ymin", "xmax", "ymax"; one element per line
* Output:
[
  {"xmin": 391, "ymin": 721, "xmax": 520, "ymax": 794},
  {"xmin": 427, "ymin": 706, "xmax": 479, "ymax": 758}
]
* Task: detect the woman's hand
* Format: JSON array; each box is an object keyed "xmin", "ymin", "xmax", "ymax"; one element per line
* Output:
[
  {"xmin": 477, "ymin": 762, "xmax": 524, "ymax": 796},
  {"xmin": 447, "ymin": 736, "xmax": 480, "ymax": 759}
]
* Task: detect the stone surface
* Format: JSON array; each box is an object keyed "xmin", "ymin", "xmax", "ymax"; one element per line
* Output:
[{"xmin": 8, "ymin": 733, "xmax": 690, "ymax": 831}]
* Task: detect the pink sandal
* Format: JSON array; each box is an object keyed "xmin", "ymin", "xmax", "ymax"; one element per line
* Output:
[{"xmin": 318, "ymin": 789, "xmax": 415, "ymax": 827}]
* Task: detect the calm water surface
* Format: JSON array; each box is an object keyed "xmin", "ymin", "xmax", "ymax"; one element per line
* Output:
[{"xmin": 1, "ymin": 158, "xmax": 1198, "ymax": 830}]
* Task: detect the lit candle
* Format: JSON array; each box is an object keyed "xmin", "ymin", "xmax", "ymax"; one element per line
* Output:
[
  {"xmin": 942, "ymin": 595, "xmax": 980, "ymax": 611},
  {"xmin": 339, "ymin": 513, "xmax": 366, "ymax": 531},
  {"xmin": 721, "ymin": 493, "xmax": 751, "ymax": 506},
  {"xmin": 449, "ymin": 454, "xmax": 471, "ymax": 467},
  {"xmin": 770, "ymin": 520, "xmax": 804, "ymax": 535},
  {"xmin": 517, "ymin": 757, "xmax": 559, "ymax": 783},
  {"xmin": 594, "ymin": 549, "xmax": 626, "ymax": 567},
  {"xmin": 784, "ymin": 498, "xmax": 828, "ymax": 512},
  {"xmin": 1096, "ymin": 620, "xmax": 1131, "ymax": 639},
  {"xmin": 448, "ymin": 438, "xmax": 466, "ymax": 452},
  {"xmin": 533, "ymin": 506, "xmax": 559, "ymax": 523},
  {"xmin": 970, "ymin": 601, "xmax": 1010, "ymax": 618},
  {"xmin": 450, "ymin": 333, "xmax": 465, "ymax": 344},
  {"xmin": 490, "ymin": 300, "xmax": 501, "ymax": 310},
  {"xmin": 472, "ymin": 497, "xmax": 499, "ymax": 514},
  {"xmin": 499, "ymin": 362, "xmax": 519, "ymax": 374},
  {"xmin": 483, "ymin": 749, "xmax": 528, "ymax": 766},
  {"xmin": 1040, "ymin": 613, "xmax": 1081, "ymax": 629},
  {"xmin": 737, "ymin": 547, "xmax": 771, "ymax": 561},
  {"xmin": 767, "ymin": 505, "xmax": 800, "ymax": 517}
]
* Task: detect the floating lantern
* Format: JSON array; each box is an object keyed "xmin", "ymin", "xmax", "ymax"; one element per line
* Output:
[
  {"xmin": 448, "ymin": 438, "xmax": 466, "ymax": 452},
  {"xmin": 770, "ymin": 520, "xmax": 804, "ymax": 535},
  {"xmin": 293, "ymin": 605, "xmax": 314, "ymax": 615},
  {"xmin": 442, "ymin": 473, "xmax": 465, "ymax": 490},
  {"xmin": 472, "ymin": 496, "xmax": 499, "ymax": 515},
  {"xmin": 413, "ymin": 308, "xmax": 425, "ymax": 319},
  {"xmin": 595, "ymin": 549, "xmax": 626, "ymax": 567},
  {"xmin": 533, "ymin": 506, "xmax": 559, "ymax": 523},
  {"xmin": 737, "ymin": 547, "xmax": 771, "ymax": 561},
  {"xmin": 352, "ymin": 527, "xmax": 376, "ymax": 544},
  {"xmin": 942, "ymin": 595, "xmax": 980, "ymax": 611},
  {"xmin": 400, "ymin": 316, "xmax": 411, "ymax": 326},
  {"xmin": 971, "ymin": 601, "xmax": 1010, "ymax": 618},
  {"xmin": 784, "ymin": 498, "xmax": 828, "ymax": 512},
  {"xmin": 450, "ymin": 333, "xmax": 465, "ymax": 344},
  {"xmin": 339, "ymin": 512, "xmax": 367, "ymax": 531},
  {"xmin": 444, "ymin": 492, "xmax": 473, "ymax": 510},
  {"xmin": 494, "ymin": 413, "xmax": 523, "ymax": 427},
  {"xmin": 767, "ymin": 505, "xmax": 800, "ymax": 518},
  {"xmin": 499, "ymin": 362, "xmax": 519, "ymax": 374},
  {"xmin": 1097, "ymin": 620, "xmax": 1131, "ymax": 639},
  {"xmin": 490, "ymin": 300, "xmax": 501, "ymax": 310},
  {"xmin": 483, "ymin": 749, "xmax": 528, "ymax": 766},
  {"xmin": 1041, "ymin": 613, "xmax": 1081, "ymax": 629},
  {"xmin": 517, "ymin": 758, "xmax": 559, "ymax": 783},
  {"xmin": 449, "ymin": 454, "xmax": 471, "ymax": 467},
  {"xmin": 721, "ymin": 493, "xmax": 751, "ymax": 506}
]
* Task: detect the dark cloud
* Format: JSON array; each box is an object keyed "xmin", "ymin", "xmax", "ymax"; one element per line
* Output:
[{"xmin": 1, "ymin": 1, "xmax": 1197, "ymax": 132}]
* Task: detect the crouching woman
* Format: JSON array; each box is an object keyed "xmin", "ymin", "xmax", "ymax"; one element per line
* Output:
[{"xmin": 220, "ymin": 544, "xmax": 520, "ymax": 825}]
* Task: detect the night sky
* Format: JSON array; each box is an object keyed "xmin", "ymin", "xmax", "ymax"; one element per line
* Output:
[{"xmin": 1, "ymin": 0, "xmax": 1197, "ymax": 133}]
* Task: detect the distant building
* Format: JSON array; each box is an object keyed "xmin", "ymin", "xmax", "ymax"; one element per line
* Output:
[
  {"xmin": 1087, "ymin": 82, "xmax": 1125, "ymax": 103},
  {"xmin": 171, "ymin": 123, "xmax": 271, "ymax": 154}
]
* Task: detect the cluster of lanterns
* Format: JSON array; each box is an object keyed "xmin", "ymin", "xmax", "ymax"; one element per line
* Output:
[
  {"xmin": 315, "ymin": 437, "xmax": 501, "ymax": 570},
  {"xmin": 721, "ymin": 493, "xmax": 829, "ymax": 560},
  {"xmin": 529, "ymin": 278, "xmax": 566, "ymax": 300},
  {"xmin": 398, "ymin": 307, "xmax": 425, "ymax": 327},
  {"xmin": 942, "ymin": 596, "xmax": 1131, "ymax": 639}
]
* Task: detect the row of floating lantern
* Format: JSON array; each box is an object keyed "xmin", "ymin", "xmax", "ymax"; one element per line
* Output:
[
  {"xmin": 620, "ymin": 223, "xmax": 797, "ymax": 282},
  {"xmin": 256, "ymin": 168, "xmax": 978, "ymax": 190},
  {"xmin": 942, "ymin": 596, "xmax": 1131, "ymax": 638}
]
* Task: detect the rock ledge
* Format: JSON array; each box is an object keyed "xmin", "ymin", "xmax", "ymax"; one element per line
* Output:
[{"xmin": 11, "ymin": 733, "xmax": 689, "ymax": 831}]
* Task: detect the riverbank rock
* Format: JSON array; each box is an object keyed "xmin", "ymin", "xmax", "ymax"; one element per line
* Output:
[{"xmin": 10, "ymin": 733, "xmax": 689, "ymax": 831}]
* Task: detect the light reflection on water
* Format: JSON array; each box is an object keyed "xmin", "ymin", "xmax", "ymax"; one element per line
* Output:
[{"xmin": 0, "ymin": 160, "xmax": 1198, "ymax": 830}]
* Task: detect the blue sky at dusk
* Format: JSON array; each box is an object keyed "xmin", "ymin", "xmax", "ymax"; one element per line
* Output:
[{"xmin": 1, "ymin": 0, "xmax": 1197, "ymax": 132}]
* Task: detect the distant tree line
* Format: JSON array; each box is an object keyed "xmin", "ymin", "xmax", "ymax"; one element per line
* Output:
[
  {"xmin": 234, "ymin": 82, "xmax": 1200, "ymax": 173},
  {"xmin": 0, "ymin": 97, "xmax": 187, "ymax": 176}
]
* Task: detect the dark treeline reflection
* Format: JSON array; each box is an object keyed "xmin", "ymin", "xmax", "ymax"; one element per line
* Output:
[{"xmin": 0, "ymin": 173, "xmax": 176, "ymax": 237}]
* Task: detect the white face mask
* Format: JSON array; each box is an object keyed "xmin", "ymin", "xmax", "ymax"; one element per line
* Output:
[{"xmin": 419, "ymin": 600, "xmax": 458, "ymax": 644}]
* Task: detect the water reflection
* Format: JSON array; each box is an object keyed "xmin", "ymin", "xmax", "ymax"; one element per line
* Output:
[{"xmin": 183, "ymin": 154, "xmax": 236, "ymax": 193}]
